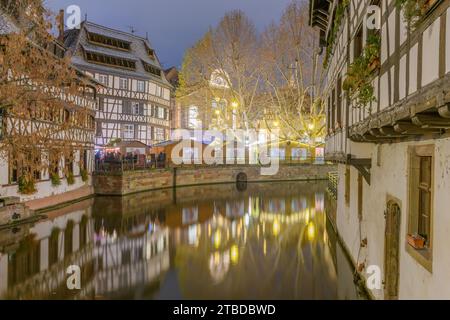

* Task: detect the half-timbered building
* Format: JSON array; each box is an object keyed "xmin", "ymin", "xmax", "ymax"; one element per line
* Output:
[
  {"xmin": 0, "ymin": 7, "xmax": 98, "ymax": 206},
  {"xmin": 64, "ymin": 21, "xmax": 173, "ymax": 148},
  {"xmin": 310, "ymin": 0, "xmax": 450, "ymax": 299}
]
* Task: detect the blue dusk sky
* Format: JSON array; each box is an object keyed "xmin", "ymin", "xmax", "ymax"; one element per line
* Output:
[{"xmin": 45, "ymin": 0, "xmax": 296, "ymax": 69}]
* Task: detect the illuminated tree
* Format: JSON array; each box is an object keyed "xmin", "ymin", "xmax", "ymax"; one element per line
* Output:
[
  {"xmin": 177, "ymin": 10, "xmax": 264, "ymax": 132},
  {"xmin": 259, "ymin": 1, "xmax": 326, "ymax": 152}
]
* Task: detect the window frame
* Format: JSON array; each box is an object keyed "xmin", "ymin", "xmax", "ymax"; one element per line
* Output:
[{"xmin": 406, "ymin": 144, "xmax": 434, "ymax": 272}]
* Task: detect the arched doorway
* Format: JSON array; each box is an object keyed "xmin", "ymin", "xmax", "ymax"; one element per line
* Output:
[{"xmin": 384, "ymin": 200, "xmax": 401, "ymax": 300}]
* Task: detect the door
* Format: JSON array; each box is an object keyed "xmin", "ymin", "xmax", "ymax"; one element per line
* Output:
[{"xmin": 384, "ymin": 201, "xmax": 401, "ymax": 300}]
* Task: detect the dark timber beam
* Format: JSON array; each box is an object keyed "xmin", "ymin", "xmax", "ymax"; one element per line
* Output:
[
  {"xmin": 437, "ymin": 103, "xmax": 450, "ymax": 118},
  {"xmin": 393, "ymin": 121, "xmax": 440, "ymax": 135},
  {"xmin": 411, "ymin": 114, "xmax": 450, "ymax": 128},
  {"xmin": 348, "ymin": 158, "xmax": 372, "ymax": 185}
]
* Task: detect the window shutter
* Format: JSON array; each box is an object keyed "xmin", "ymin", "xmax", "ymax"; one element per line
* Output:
[
  {"xmin": 164, "ymin": 108, "xmax": 168, "ymax": 120},
  {"xmin": 139, "ymin": 103, "xmax": 144, "ymax": 116},
  {"xmin": 151, "ymin": 105, "xmax": 155, "ymax": 117},
  {"xmin": 150, "ymin": 126, "xmax": 154, "ymax": 140}
]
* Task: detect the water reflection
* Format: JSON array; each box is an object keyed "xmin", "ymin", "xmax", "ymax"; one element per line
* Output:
[{"xmin": 0, "ymin": 182, "xmax": 366, "ymax": 300}]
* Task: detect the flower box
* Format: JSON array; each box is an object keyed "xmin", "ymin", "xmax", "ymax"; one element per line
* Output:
[{"xmin": 407, "ymin": 234, "xmax": 426, "ymax": 249}]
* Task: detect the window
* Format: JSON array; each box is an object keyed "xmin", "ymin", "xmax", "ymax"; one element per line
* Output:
[
  {"xmin": 98, "ymin": 74, "xmax": 109, "ymax": 87},
  {"xmin": 119, "ymin": 78, "xmax": 128, "ymax": 90},
  {"xmin": 408, "ymin": 145, "xmax": 434, "ymax": 269},
  {"xmin": 337, "ymin": 77, "xmax": 342, "ymax": 127},
  {"xmin": 155, "ymin": 85, "xmax": 162, "ymax": 97},
  {"xmin": 137, "ymin": 80, "xmax": 145, "ymax": 92},
  {"xmin": 96, "ymin": 121, "xmax": 102, "ymax": 137},
  {"xmin": 87, "ymin": 32, "xmax": 131, "ymax": 51},
  {"xmin": 353, "ymin": 26, "xmax": 363, "ymax": 60},
  {"xmin": 157, "ymin": 107, "xmax": 165, "ymax": 119},
  {"xmin": 154, "ymin": 127, "xmax": 165, "ymax": 141},
  {"xmin": 85, "ymin": 51, "xmax": 136, "ymax": 70},
  {"xmin": 131, "ymin": 102, "xmax": 139, "ymax": 115},
  {"xmin": 123, "ymin": 124, "xmax": 134, "ymax": 139},
  {"xmin": 142, "ymin": 61, "xmax": 161, "ymax": 77}
]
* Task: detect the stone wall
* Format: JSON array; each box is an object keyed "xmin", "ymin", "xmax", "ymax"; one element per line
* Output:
[{"xmin": 93, "ymin": 164, "xmax": 336, "ymax": 196}]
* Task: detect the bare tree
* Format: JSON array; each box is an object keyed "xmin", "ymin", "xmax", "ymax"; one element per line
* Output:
[
  {"xmin": 0, "ymin": 0, "xmax": 96, "ymax": 194},
  {"xmin": 259, "ymin": 0, "xmax": 326, "ymax": 152},
  {"xmin": 178, "ymin": 10, "xmax": 264, "ymax": 132}
]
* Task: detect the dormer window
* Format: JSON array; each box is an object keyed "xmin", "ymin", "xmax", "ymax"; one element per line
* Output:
[
  {"xmin": 142, "ymin": 61, "xmax": 161, "ymax": 77},
  {"xmin": 85, "ymin": 51, "xmax": 136, "ymax": 70},
  {"xmin": 87, "ymin": 32, "xmax": 131, "ymax": 51},
  {"xmin": 145, "ymin": 43, "xmax": 155, "ymax": 59}
]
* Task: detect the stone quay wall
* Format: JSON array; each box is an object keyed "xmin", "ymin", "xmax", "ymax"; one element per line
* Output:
[{"xmin": 93, "ymin": 164, "xmax": 336, "ymax": 196}]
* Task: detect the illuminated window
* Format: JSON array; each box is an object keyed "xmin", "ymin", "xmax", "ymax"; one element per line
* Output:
[
  {"xmin": 155, "ymin": 127, "xmax": 165, "ymax": 141},
  {"xmin": 123, "ymin": 124, "xmax": 134, "ymax": 139}
]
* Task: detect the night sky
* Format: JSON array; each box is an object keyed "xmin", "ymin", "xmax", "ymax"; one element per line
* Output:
[{"xmin": 45, "ymin": 0, "xmax": 295, "ymax": 69}]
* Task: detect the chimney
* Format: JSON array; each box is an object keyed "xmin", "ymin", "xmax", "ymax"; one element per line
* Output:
[{"xmin": 58, "ymin": 9, "xmax": 65, "ymax": 43}]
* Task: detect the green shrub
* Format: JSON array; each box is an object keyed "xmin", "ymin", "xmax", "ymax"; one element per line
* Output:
[
  {"xmin": 66, "ymin": 172, "xmax": 75, "ymax": 185},
  {"xmin": 80, "ymin": 168, "xmax": 88, "ymax": 182},
  {"xmin": 50, "ymin": 172, "xmax": 61, "ymax": 187},
  {"xmin": 18, "ymin": 175, "xmax": 37, "ymax": 195}
]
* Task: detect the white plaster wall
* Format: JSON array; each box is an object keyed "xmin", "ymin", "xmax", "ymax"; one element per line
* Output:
[
  {"xmin": 422, "ymin": 18, "xmax": 440, "ymax": 87},
  {"xmin": 446, "ymin": 8, "xmax": 450, "ymax": 74},
  {"xmin": 336, "ymin": 137, "xmax": 450, "ymax": 299},
  {"xmin": 0, "ymin": 167, "xmax": 92, "ymax": 202}
]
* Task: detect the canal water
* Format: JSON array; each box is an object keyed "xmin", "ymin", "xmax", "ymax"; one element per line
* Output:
[{"xmin": 0, "ymin": 181, "xmax": 366, "ymax": 300}]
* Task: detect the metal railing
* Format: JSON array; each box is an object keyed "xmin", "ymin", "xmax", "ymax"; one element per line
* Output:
[
  {"xmin": 327, "ymin": 171, "xmax": 339, "ymax": 199},
  {"xmin": 94, "ymin": 156, "xmax": 327, "ymax": 173}
]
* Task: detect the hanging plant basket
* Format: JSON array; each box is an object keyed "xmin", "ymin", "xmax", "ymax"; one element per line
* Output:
[{"xmin": 368, "ymin": 57, "xmax": 381, "ymax": 73}]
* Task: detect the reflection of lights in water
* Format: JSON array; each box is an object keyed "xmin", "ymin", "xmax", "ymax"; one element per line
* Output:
[
  {"xmin": 257, "ymin": 225, "xmax": 260, "ymax": 239},
  {"xmin": 305, "ymin": 210, "xmax": 310, "ymax": 224},
  {"xmin": 231, "ymin": 221, "xmax": 236, "ymax": 238},
  {"xmin": 208, "ymin": 224, "xmax": 211, "ymax": 237},
  {"xmin": 244, "ymin": 214, "xmax": 250, "ymax": 228},
  {"xmin": 262, "ymin": 223, "xmax": 266, "ymax": 234},
  {"xmin": 214, "ymin": 230, "xmax": 222, "ymax": 249},
  {"xmin": 230, "ymin": 245, "xmax": 239, "ymax": 265},
  {"xmin": 188, "ymin": 224, "xmax": 198, "ymax": 246},
  {"xmin": 209, "ymin": 251, "xmax": 230, "ymax": 284},
  {"xmin": 307, "ymin": 222, "xmax": 316, "ymax": 241},
  {"xmin": 263, "ymin": 240, "xmax": 267, "ymax": 255},
  {"xmin": 272, "ymin": 220, "xmax": 280, "ymax": 236}
]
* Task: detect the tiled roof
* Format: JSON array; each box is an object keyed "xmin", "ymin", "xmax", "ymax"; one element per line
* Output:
[{"xmin": 65, "ymin": 21, "xmax": 171, "ymax": 87}]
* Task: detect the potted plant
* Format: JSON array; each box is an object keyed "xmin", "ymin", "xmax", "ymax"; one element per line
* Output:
[
  {"xmin": 407, "ymin": 233, "xmax": 426, "ymax": 249},
  {"xmin": 50, "ymin": 172, "xmax": 61, "ymax": 187},
  {"xmin": 80, "ymin": 168, "xmax": 88, "ymax": 182},
  {"xmin": 66, "ymin": 172, "xmax": 75, "ymax": 185},
  {"xmin": 18, "ymin": 175, "xmax": 37, "ymax": 195},
  {"xmin": 365, "ymin": 33, "xmax": 381, "ymax": 72}
]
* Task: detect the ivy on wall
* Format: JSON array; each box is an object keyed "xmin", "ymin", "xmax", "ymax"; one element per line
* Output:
[
  {"xmin": 323, "ymin": 0, "xmax": 350, "ymax": 68},
  {"xmin": 396, "ymin": 0, "xmax": 439, "ymax": 30},
  {"xmin": 343, "ymin": 33, "xmax": 381, "ymax": 109}
]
